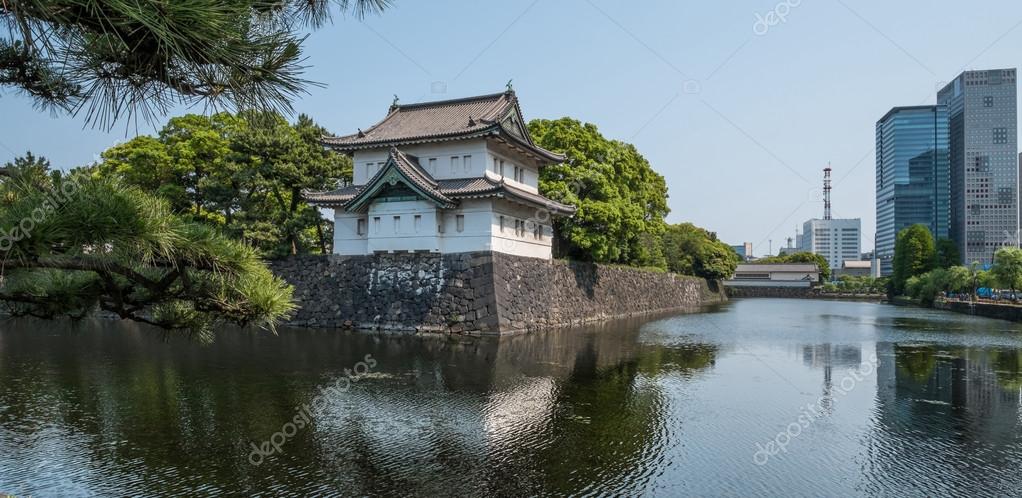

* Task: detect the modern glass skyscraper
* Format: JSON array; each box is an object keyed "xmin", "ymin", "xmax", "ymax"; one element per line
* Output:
[
  {"xmin": 937, "ymin": 69, "xmax": 1018, "ymax": 267},
  {"xmin": 875, "ymin": 106, "xmax": 950, "ymax": 276}
]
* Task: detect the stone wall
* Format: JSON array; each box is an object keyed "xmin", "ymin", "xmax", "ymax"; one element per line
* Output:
[
  {"xmin": 725, "ymin": 286, "xmax": 885, "ymax": 302},
  {"xmin": 269, "ymin": 252, "xmax": 725, "ymax": 335},
  {"xmin": 934, "ymin": 300, "xmax": 1022, "ymax": 322}
]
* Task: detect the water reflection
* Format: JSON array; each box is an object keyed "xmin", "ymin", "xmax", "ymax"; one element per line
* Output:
[{"xmin": 1, "ymin": 300, "xmax": 1021, "ymax": 496}]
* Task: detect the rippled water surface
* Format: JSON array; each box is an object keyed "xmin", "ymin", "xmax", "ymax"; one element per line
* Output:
[{"xmin": 2, "ymin": 299, "xmax": 1022, "ymax": 496}]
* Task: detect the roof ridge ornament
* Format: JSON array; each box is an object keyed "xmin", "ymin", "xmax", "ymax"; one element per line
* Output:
[
  {"xmin": 505, "ymin": 79, "xmax": 514, "ymax": 93},
  {"xmin": 357, "ymin": 128, "xmax": 365, "ymax": 138},
  {"xmin": 468, "ymin": 115, "xmax": 476, "ymax": 127},
  {"xmin": 390, "ymin": 94, "xmax": 400, "ymax": 110}
]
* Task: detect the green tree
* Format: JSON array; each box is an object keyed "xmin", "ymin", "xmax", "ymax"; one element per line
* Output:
[
  {"xmin": 94, "ymin": 112, "xmax": 351, "ymax": 257},
  {"xmin": 905, "ymin": 265, "xmax": 974, "ymax": 305},
  {"xmin": 0, "ymin": 0, "xmax": 388, "ymax": 126},
  {"xmin": 0, "ymin": 0, "xmax": 387, "ymax": 335},
  {"xmin": 0, "ymin": 163, "xmax": 295, "ymax": 340},
  {"xmin": 991, "ymin": 247, "xmax": 1022, "ymax": 294},
  {"xmin": 935, "ymin": 238, "xmax": 961, "ymax": 268},
  {"xmin": 661, "ymin": 223, "xmax": 739, "ymax": 280},
  {"xmin": 528, "ymin": 118, "xmax": 669, "ymax": 266},
  {"xmin": 891, "ymin": 224, "xmax": 936, "ymax": 295},
  {"xmin": 757, "ymin": 252, "xmax": 831, "ymax": 280}
]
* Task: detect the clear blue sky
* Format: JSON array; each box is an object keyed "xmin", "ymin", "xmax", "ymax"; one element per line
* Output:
[{"xmin": 2, "ymin": 0, "xmax": 1021, "ymax": 256}]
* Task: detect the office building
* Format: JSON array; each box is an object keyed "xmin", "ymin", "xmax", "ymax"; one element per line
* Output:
[
  {"xmin": 937, "ymin": 69, "xmax": 1018, "ymax": 266},
  {"xmin": 874, "ymin": 105, "xmax": 950, "ymax": 275}
]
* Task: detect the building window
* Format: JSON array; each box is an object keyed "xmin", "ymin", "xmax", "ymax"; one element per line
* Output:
[
  {"xmin": 993, "ymin": 128, "xmax": 1008, "ymax": 144},
  {"xmin": 984, "ymin": 96, "xmax": 994, "ymax": 107},
  {"xmin": 534, "ymin": 223, "xmax": 542, "ymax": 239},
  {"xmin": 456, "ymin": 215, "xmax": 465, "ymax": 232},
  {"xmin": 499, "ymin": 160, "xmax": 505, "ymax": 177},
  {"xmin": 463, "ymin": 155, "xmax": 472, "ymax": 173},
  {"xmin": 373, "ymin": 216, "xmax": 381, "ymax": 234},
  {"xmin": 393, "ymin": 215, "xmax": 400, "ymax": 233},
  {"xmin": 414, "ymin": 215, "xmax": 422, "ymax": 233},
  {"xmin": 514, "ymin": 219, "xmax": 522, "ymax": 237},
  {"xmin": 438, "ymin": 217, "xmax": 445, "ymax": 233},
  {"xmin": 357, "ymin": 218, "xmax": 367, "ymax": 236},
  {"xmin": 450, "ymin": 156, "xmax": 460, "ymax": 174},
  {"xmin": 499, "ymin": 215, "xmax": 505, "ymax": 233},
  {"xmin": 428, "ymin": 157, "xmax": 437, "ymax": 174}
]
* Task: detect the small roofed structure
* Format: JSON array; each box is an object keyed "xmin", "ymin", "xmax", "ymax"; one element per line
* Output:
[
  {"xmin": 725, "ymin": 263, "xmax": 821, "ymax": 288},
  {"xmin": 308, "ymin": 90, "xmax": 575, "ymax": 258},
  {"xmin": 835, "ymin": 260, "xmax": 873, "ymax": 278}
]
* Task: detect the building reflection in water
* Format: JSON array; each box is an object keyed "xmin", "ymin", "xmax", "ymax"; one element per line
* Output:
[
  {"xmin": 801, "ymin": 343, "xmax": 864, "ymax": 412},
  {"xmin": 0, "ymin": 316, "xmax": 719, "ymax": 497},
  {"xmin": 867, "ymin": 341, "xmax": 1022, "ymax": 491}
]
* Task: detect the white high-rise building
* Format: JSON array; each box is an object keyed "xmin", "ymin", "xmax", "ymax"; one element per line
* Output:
[
  {"xmin": 797, "ymin": 167, "xmax": 862, "ymax": 276},
  {"xmin": 798, "ymin": 218, "xmax": 862, "ymax": 273}
]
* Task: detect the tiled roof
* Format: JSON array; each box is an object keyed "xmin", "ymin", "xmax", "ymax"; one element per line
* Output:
[
  {"xmin": 735, "ymin": 264, "xmax": 820, "ymax": 273},
  {"xmin": 841, "ymin": 260, "xmax": 872, "ymax": 269},
  {"xmin": 322, "ymin": 90, "xmax": 566, "ymax": 163},
  {"xmin": 343, "ymin": 148, "xmax": 455, "ymax": 212},
  {"xmin": 306, "ymin": 150, "xmax": 575, "ymax": 216}
]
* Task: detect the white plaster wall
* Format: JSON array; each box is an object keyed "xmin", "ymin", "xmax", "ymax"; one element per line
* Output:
[
  {"xmin": 332, "ymin": 198, "xmax": 553, "ymax": 258},
  {"xmin": 366, "ymin": 199, "xmax": 441, "ymax": 253},
  {"xmin": 766, "ymin": 271, "xmax": 818, "ymax": 281},
  {"xmin": 436, "ymin": 199, "xmax": 495, "ymax": 254},
  {"xmin": 353, "ymin": 140, "xmax": 490, "ymax": 183},
  {"xmin": 334, "ymin": 211, "xmax": 368, "ymax": 256},
  {"xmin": 487, "ymin": 147, "xmax": 540, "ymax": 192},
  {"xmin": 489, "ymin": 199, "xmax": 553, "ymax": 259}
]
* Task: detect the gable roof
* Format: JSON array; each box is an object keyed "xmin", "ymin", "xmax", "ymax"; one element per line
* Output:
[
  {"xmin": 322, "ymin": 90, "xmax": 566, "ymax": 164},
  {"xmin": 735, "ymin": 263, "xmax": 820, "ymax": 273},
  {"xmin": 306, "ymin": 151, "xmax": 576, "ymax": 216},
  {"xmin": 344, "ymin": 148, "xmax": 456, "ymax": 213}
]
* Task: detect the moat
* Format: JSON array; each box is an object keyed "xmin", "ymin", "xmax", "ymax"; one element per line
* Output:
[{"xmin": 2, "ymin": 298, "xmax": 1021, "ymax": 496}]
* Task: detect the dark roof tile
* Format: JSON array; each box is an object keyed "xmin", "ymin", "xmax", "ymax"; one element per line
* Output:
[{"xmin": 322, "ymin": 90, "xmax": 565, "ymax": 163}]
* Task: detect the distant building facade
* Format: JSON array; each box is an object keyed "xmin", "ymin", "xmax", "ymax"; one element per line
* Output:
[
  {"xmin": 835, "ymin": 260, "xmax": 872, "ymax": 278},
  {"xmin": 874, "ymin": 105, "xmax": 950, "ymax": 276},
  {"xmin": 725, "ymin": 263, "xmax": 820, "ymax": 288},
  {"xmin": 798, "ymin": 218, "xmax": 861, "ymax": 276},
  {"xmin": 308, "ymin": 90, "xmax": 575, "ymax": 259},
  {"xmin": 730, "ymin": 242, "xmax": 753, "ymax": 261},
  {"xmin": 938, "ymin": 69, "xmax": 1018, "ymax": 266}
]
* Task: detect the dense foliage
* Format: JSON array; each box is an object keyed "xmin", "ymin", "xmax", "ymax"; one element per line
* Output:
[
  {"xmin": 0, "ymin": 0, "xmax": 388, "ymax": 127},
  {"xmin": 528, "ymin": 118, "xmax": 670, "ymax": 267},
  {"xmin": 821, "ymin": 275, "xmax": 888, "ymax": 294},
  {"xmin": 661, "ymin": 223, "xmax": 739, "ymax": 279},
  {"xmin": 891, "ymin": 224, "xmax": 935, "ymax": 295},
  {"xmin": 0, "ymin": 1, "xmax": 388, "ymax": 335},
  {"xmin": 94, "ymin": 112, "xmax": 351, "ymax": 257},
  {"xmin": 904, "ymin": 266, "xmax": 973, "ymax": 305},
  {"xmin": 0, "ymin": 156, "xmax": 295, "ymax": 339},
  {"xmin": 991, "ymin": 247, "xmax": 1022, "ymax": 293},
  {"xmin": 756, "ymin": 251, "xmax": 831, "ymax": 280},
  {"xmin": 935, "ymin": 238, "xmax": 961, "ymax": 268}
]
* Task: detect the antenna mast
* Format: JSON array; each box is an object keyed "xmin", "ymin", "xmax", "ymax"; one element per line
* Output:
[{"xmin": 823, "ymin": 164, "xmax": 832, "ymax": 220}]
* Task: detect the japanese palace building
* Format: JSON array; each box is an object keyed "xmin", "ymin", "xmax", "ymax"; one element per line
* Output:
[{"xmin": 308, "ymin": 89, "xmax": 575, "ymax": 259}]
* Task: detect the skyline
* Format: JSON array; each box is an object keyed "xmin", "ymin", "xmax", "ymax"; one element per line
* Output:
[{"xmin": 2, "ymin": 0, "xmax": 1022, "ymax": 255}]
